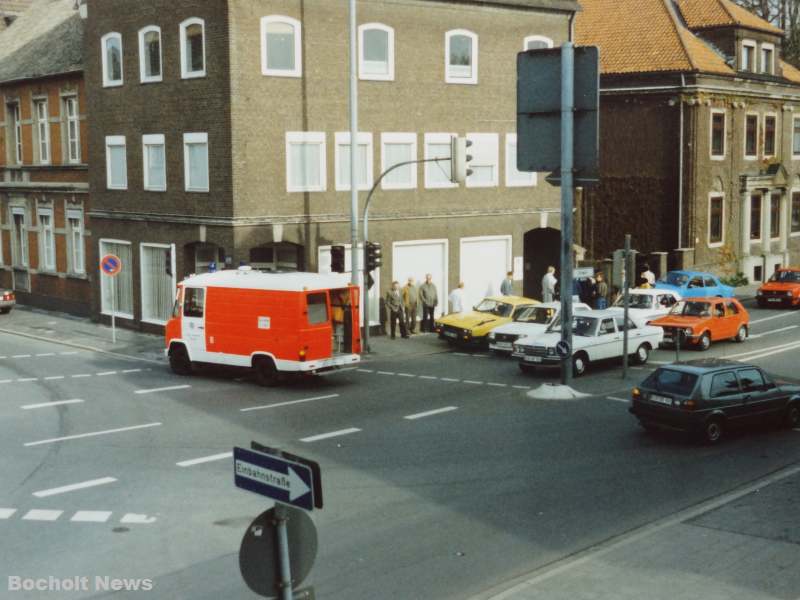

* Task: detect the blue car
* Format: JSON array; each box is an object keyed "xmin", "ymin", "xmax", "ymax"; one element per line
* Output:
[{"xmin": 654, "ymin": 270, "xmax": 734, "ymax": 298}]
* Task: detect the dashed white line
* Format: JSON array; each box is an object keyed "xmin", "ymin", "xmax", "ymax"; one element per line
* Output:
[
  {"xmin": 59, "ymin": 351, "xmax": 79, "ymax": 356},
  {"xmin": 357, "ymin": 368, "xmax": 374, "ymax": 373},
  {"xmin": 33, "ymin": 477, "xmax": 117, "ymax": 498},
  {"xmin": 512, "ymin": 385, "xmax": 531, "ymax": 390},
  {"xmin": 21, "ymin": 399, "xmax": 84, "ymax": 410},
  {"xmin": 300, "ymin": 428, "xmax": 361, "ymax": 443},
  {"xmin": 43, "ymin": 376, "xmax": 65, "ymax": 381},
  {"xmin": 241, "ymin": 393, "xmax": 340, "ymax": 412},
  {"xmin": 606, "ymin": 396, "xmax": 630, "ymax": 403},
  {"xmin": 0, "ymin": 379, "xmax": 12, "ymax": 384},
  {"xmin": 122, "ymin": 368, "xmax": 142, "ymax": 373},
  {"xmin": 176, "ymin": 452, "xmax": 233, "ymax": 467},
  {"xmin": 35, "ymin": 353, "xmax": 55, "ymax": 357},
  {"xmin": 376, "ymin": 371, "xmax": 396, "ymax": 376},
  {"xmin": 134, "ymin": 385, "xmax": 191, "ymax": 395},
  {"xmin": 22, "ymin": 509, "xmax": 63, "ymax": 521},
  {"xmin": 71, "ymin": 374, "xmax": 91, "ymax": 379},
  {"xmin": 404, "ymin": 406, "xmax": 458, "ymax": 420},
  {"xmin": 12, "ymin": 354, "xmax": 31, "ymax": 358},
  {"xmin": 419, "ymin": 375, "xmax": 438, "ymax": 380},
  {"xmin": 17, "ymin": 378, "xmax": 38, "ymax": 383},
  {"xmin": 397, "ymin": 373, "xmax": 417, "ymax": 378},
  {"xmin": 751, "ymin": 312, "xmax": 797, "ymax": 324},
  {"xmin": 71, "ymin": 511, "xmax": 112, "ymax": 523},
  {"xmin": 463, "ymin": 380, "xmax": 484, "ymax": 385},
  {"xmin": 441, "ymin": 377, "xmax": 460, "ymax": 382},
  {"xmin": 0, "ymin": 508, "xmax": 17, "ymax": 519},
  {"xmin": 749, "ymin": 325, "xmax": 799, "ymax": 339},
  {"xmin": 24, "ymin": 422, "xmax": 162, "ymax": 447},
  {"xmin": 487, "ymin": 382, "xmax": 508, "ymax": 388},
  {"xmin": 120, "ymin": 513, "xmax": 157, "ymax": 524},
  {"xmin": 96, "ymin": 371, "xmax": 117, "ymax": 377}
]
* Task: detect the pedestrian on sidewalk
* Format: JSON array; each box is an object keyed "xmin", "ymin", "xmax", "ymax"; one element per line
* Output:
[
  {"xmin": 542, "ymin": 266, "xmax": 557, "ymax": 302},
  {"xmin": 595, "ymin": 272, "xmax": 608, "ymax": 309},
  {"xmin": 402, "ymin": 277, "xmax": 418, "ymax": 334},
  {"xmin": 385, "ymin": 281, "xmax": 408, "ymax": 339},
  {"xmin": 641, "ymin": 263, "xmax": 656, "ymax": 287},
  {"xmin": 449, "ymin": 282, "xmax": 465, "ymax": 314},
  {"xmin": 500, "ymin": 271, "xmax": 514, "ymax": 296},
  {"xmin": 419, "ymin": 274, "xmax": 438, "ymax": 332}
]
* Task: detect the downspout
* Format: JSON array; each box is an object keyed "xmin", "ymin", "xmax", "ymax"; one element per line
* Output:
[
  {"xmin": 568, "ymin": 9, "xmax": 575, "ymax": 42},
  {"xmin": 678, "ymin": 73, "xmax": 685, "ymax": 249}
]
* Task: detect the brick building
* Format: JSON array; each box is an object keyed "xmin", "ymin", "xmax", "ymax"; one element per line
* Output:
[
  {"xmin": 577, "ymin": 0, "xmax": 800, "ymax": 283},
  {"xmin": 86, "ymin": 0, "xmax": 579, "ymax": 331},
  {"xmin": 0, "ymin": 0, "xmax": 91, "ymax": 316}
]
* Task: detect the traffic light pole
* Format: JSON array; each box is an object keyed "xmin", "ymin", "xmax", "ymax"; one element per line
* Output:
[{"xmin": 559, "ymin": 42, "xmax": 575, "ymax": 386}]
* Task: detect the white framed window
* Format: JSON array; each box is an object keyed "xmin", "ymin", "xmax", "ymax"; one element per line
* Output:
[
  {"xmin": 424, "ymin": 133, "xmax": 456, "ymax": 189},
  {"xmin": 523, "ymin": 35, "xmax": 553, "ymax": 50},
  {"xmin": 335, "ymin": 132, "xmax": 374, "ymax": 191},
  {"xmin": 183, "ymin": 132, "xmax": 209, "ymax": 192},
  {"xmin": 37, "ymin": 208, "xmax": 55, "ymax": 271},
  {"xmin": 64, "ymin": 96, "xmax": 81, "ymax": 163},
  {"xmin": 742, "ymin": 39, "xmax": 756, "ymax": 72},
  {"xmin": 285, "ymin": 131, "xmax": 326, "ymax": 192},
  {"xmin": 763, "ymin": 113, "xmax": 777, "ymax": 158},
  {"xmin": 34, "ymin": 99, "xmax": 50, "ymax": 164},
  {"xmin": 445, "ymin": 29, "xmax": 478, "ymax": 85},
  {"xmin": 505, "ymin": 134, "xmax": 536, "ymax": 187},
  {"xmin": 744, "ymin": 112, "xmax": 758, "ymax": 159},
  {"xmin": 465, "ymin": 133, "xmax": 498, "ymax": 188},
  {"xmin": 101, "ymin": 32, "xmax": 123, "ymax": 87},
  {"xmin": 66, "ymin": 208, "xmax": 85, "ymax": 274},
  {"xmin": 708, "ymin": 193, "xmax": 724, "ymax": 247},
  {"xmin": 105, "ymin": 135, "xmax": 128, "ymax": 190},
  {"xmin": 180, "ymin": 18, "xmax": 206, "ymax": 79},
  {"xmin": 140, "ymin": 243, "xmax": 176, "ymax": 325},
  {"xmin": 260, "ymin": 15, "xmax": 301, "ymax": 77},
  {"xmin": 99, "ymin": 239, "xmax": 134, "ymax": 318},
  {"xmin": 9, "ymin": 103, "xmax": 22, "ymax": 164},
  {"xmin": 11, "ymin": 207, "xmax": 28, "ymax": 267},
  {"xmin": 142, "ymin": 134, "xmax": 166, "ymax": 191},
  {"xmin": 761, "ymin": 42, "xmax": 775, "ymax": 75},
  {"xmin": 359, "ymin": 23, "xmax": 394, "ymax": 81},
  {"xmin": 139, "ymin": 26, "xmax": 162, "ymax": 83},
  {"xmin": 710, "ymin": 109, "xmax": 725, "ymax": 160},
  {"xmin": 381, "ymin": 132, "xmax": 416, "ymax": 190}
]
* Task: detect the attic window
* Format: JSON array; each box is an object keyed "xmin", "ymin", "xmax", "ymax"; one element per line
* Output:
[
  {"xmin": 761, "ymin": 43, "xmax": 774, "ymax": 75},
  {"xmin": 742, "ymin": 40, "xmax": 756, "ymax": 72}
]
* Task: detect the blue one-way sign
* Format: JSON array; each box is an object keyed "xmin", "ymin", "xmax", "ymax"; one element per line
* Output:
[{"xmin": 234, "ymin": 447, "xmax": 315, "ymax": 511}]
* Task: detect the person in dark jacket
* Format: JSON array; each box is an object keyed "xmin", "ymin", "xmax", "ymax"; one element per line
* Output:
[{"xmin": 385, "ymin": 281, "xmax": 408, "ymax": 339}]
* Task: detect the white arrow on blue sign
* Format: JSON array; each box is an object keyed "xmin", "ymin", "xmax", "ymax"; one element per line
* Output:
[{"xmin": 234, "ymin": 447, "xmax": 315, "ymax": 511}]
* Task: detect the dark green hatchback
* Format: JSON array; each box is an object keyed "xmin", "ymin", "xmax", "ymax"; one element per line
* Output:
[{"xmin": 629, "ymin": 359, "xmax": 800, "ymax": 444}]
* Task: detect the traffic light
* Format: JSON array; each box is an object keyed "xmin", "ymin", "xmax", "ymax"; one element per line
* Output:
[
  {"xmin": 450, "ymin": 136, "xmax": 473, "ymax": 184},
  {"xmin": 331, "ymin": 245, "xmax": 346, "ymax": 273},
  {"xmin": 365, "ymin": 242, "xmax": 382, "ymax": 272}
]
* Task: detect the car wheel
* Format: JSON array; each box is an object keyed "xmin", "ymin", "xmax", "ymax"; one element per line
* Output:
[
  {"xmin": 698, "ymin": 332, "xmax": 711, "ymax": 351},
  {"xmin": 702, "ymin": 418, "xmax": 724, "ymax": 445},
  {"xmin": 572, "ymin": 353, "xmax": 588, "ymax": 377},
  {"xmin": 254, "ymin": 356, "xmax": 279, "ymax": 387},
  {"xmin": 633, "ymin": 343, "xmax": 650, "ymax": 365},
  {"xmin": 0, "ymin": 307, "xmax": 10, "ymax": 314},
  {"xmin": 518, "ymin": 363, "xmax": 535, "ymax": 375},
  {"xmin": 785, "ymin": 403, "xmax": 800, "ymax": 429},
  {"xmin": 734, "ymin": 325, "xmax": 747, "ymax": 343},
  {"xmin": 168, "ymin": 344, "xmax": 193, "ymax": 376}
]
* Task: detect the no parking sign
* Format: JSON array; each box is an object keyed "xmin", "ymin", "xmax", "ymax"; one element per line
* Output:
[{"xmin": 100, "ymin": 254, "xmax": 122, "ymax": 343}]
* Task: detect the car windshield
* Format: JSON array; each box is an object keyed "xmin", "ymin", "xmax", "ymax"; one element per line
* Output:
[
  {"xmin": 665, "ymin": 272, "xmax": 689, "ymax": 286},
  {"xmin": 474, "ymin": 299, "xmax": 513, "ymax": 318},
  {"xmin": 514, "ymin": 306, "xmax": 554, "ymax": 324},
  {"xmin": 644, "ymin": 368, "xmax": 699, "ymax": 396},
  {"xmin": 769, "ymin": 271, "xmax": 800, "ymax": 283},
  {"xmin": 613, "ymin": 294, "xmax": 653, "ymax": 309},
  {"xmin": 669, "ymin": 300, "xmax": 711, "ymax": 317}
]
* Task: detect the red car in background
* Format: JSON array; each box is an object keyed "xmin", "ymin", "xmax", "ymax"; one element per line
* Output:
[{"xmin": 757, "ymin": 268, "xmax": 800, "ymax": 308}]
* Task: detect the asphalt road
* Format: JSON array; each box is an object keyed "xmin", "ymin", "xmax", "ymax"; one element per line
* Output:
[{"xmin": 0, "ymin": 300, "xmax": 798, "ymax": 599}]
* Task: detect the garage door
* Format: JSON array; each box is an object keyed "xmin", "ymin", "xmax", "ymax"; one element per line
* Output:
[
  {"xmin": 392, "ymin": 239, "xmax": 448, "ymax": 318},
  {"xmin": 459, "ymin": 236, "xmax": 512, "ymax": 311}
]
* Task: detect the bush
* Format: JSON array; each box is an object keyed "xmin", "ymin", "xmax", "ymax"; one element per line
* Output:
[{"xmin": 720, "ymin": 272, "xmax": 749, "ymax": 287}]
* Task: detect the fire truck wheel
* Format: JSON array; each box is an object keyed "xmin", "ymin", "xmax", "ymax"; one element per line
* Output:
[
  {"xmin": 254, "ymin": 356, "xmax": 279, "ymax": 387},
  {"xmin": 169, "ymin": 344, "xmax": 193, "ymax": 376}
]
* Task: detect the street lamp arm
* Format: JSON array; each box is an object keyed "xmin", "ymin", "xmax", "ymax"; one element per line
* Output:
[{"xmin": 362, "ymin": 157, "xmax": 447, "ymax": 224}]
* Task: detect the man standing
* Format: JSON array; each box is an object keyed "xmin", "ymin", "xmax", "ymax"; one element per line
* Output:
[
  {"xmin": 449, "ymin": 282, "xmax": 465, "ymax": 314},
  {"xmin": 595, "ymin": 272, "xmax": 608, "ymax": 309},
  {"xmin": 402, "ymin": 277, "xmax": 418, "ymax": 334},
  {"xmin": 641, "ymin": 263, "xmax": 656, "ymax": 287},
  {"xmin": 542, "ymin": 266, "xmax": 557, "ymax": 302},
  {"xmin": 418, "ymin": 273, "xmax": 438, "ymax": 332},
  {"xmin": 500, "ymin": 271, "xmax": 514, "ymax": 296},
  {"xmin": 385, "ymin": 281, "xmax": 408, "ymax": 339}
]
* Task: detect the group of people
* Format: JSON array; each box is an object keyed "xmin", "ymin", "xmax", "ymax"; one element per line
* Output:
[
  {"xmin": 384, "ymin": 275, "xmax": 440, "ymax": 339},
  {"xmin": 541, "ymin": 263, "xmax": 657, "ymax": 308}
]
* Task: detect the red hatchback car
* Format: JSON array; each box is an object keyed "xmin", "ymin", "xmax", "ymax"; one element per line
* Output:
[{"xmin": 757, "ymin": 268, "xmax": 800, "ymax": 308}]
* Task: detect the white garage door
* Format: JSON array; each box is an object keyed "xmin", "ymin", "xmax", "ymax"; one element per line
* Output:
[
  {"xmin": 392, "ymin": 239, "xmax": 448, "ymax": 318},
  {"xmin": 459, "ymin": 236, "xmax": 512, "ymax": 311}
]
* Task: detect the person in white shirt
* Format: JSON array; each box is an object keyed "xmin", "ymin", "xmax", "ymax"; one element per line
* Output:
[
  {"xmin": 449, "ymin": 282, "xmax": 465, "ymax": 313},
  {"xmin": 541, "ymin": 266, "xmax": 557, "ymax": 302},
  {"xmin": 641, "ymin": 264, "xmax": 656, "ymax": 287}
]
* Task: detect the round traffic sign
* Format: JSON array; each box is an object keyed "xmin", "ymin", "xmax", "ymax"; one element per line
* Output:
[
  {"xmin": 100, "ymin": 254, "xmax": 122, "ymax": 277},
  {"xmin": 556, "ymin": 340, "xmax": 571, "ymax": 359}
]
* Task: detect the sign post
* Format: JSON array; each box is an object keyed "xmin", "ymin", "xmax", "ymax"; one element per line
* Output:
[
  {"xmin": 622, "ymin": 234, "xmax": 631, "ymax": 380},
  {"xmin": 99, "ymin": 254, "xmax": 122, "ymax": 344}
]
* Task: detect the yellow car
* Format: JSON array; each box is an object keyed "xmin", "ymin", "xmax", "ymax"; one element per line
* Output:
[{"xmin": 435, "ymin": 295, "xmax": 540, "ymax": 346}]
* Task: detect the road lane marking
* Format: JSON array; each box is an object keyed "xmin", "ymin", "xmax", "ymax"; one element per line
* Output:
[
  {"xmin": 21, "ymin": 399, "xmax": 84, "ymax": 410},
  {"xmin": 397, "ymin": 373, "xmax": 416, "ymax": 378},
  {"xmin": 22, "ymin": 510, "xmax": 63, "ymax": 521},
  {"xmin": 723, "ymin": 339, "xmax": 800, "ymax": 360},
  {"xmin": 241, "ymin": 394, "xmax": 340, "ymax": 412},
  {"xmin": 487, "ymin": 382, "xmax": 508, "ymax": 387},
  {"xmin": 96, "ymin": 371, "xmax": 117, "ymax": 376},
  {"xmin": 71, "ymin": 511, "xmax": 112, "ymax": 523},
  {"xmin": 730, "ymin": 342, "xmax": 800, "ymax": 362},
  {"xmin": 24, "ymin": 422, "xmax": 162, "ymax": 447},
  {"xmin": 176, "ymin": 452, "xmax": 233, "ymax": 467},
  {"xmin": 33, "ymin": 477, "xmax": 117, "ymax": 498},
  {"xmin": 17, "ymin": 378, "xmax": 38, "ymax": 382},
  {"xmin": 749, "ymin": 325, "xmax": 799, "ymax": 339},
  {"xmin": 453, "ymin": 352, "xmax": 471, "ymax": 356},
  {"xmin": 43, "ymin": 375, "xmax": 65, "ymax": 381},
  {"xmin": 513, "ymin": 385, "xmax": 531, "ymax": 390},
  {"xmin": 606, "ymin": 396, "xmax": 630, "ymax": 403},
  {"xmin": 12, "ymin": 354, "xmax": 31, "ymax": 358},
  {"xmin": 751, "ymin": 312, "xmax": 797, "ymax": 324},
  {"xmin": 376, "ymin": 371, "xmax": 395, "ymax": 376},
  {"xmin": 404, "ymin": 407, "xmax": 458, "ymax": 420},
  {"xmin": 59, "ymin": 351, "xmax": 79, "ymax": 356},
  {"xmin": 134, "ymin": 385, "xmax": 191, "ymax": 395},
  {"xmin": 463, "ymin": 380, "xmax": 484, "ymax": 385},
  {"xmin": 0, "ymin": 508, "xmax": 16, "ymax": 519},
  {"xmin": 35, "ymin": 353, "xmax": 55, "ymax": 357},
  {"xmin": 419, "ymin": 375, "xmax": 438, "ymax": 380},
  {"xmin": 0, "ymin": 379, "xmax": 12, "ymax": 384},
  {"xmin": 120, "ymin": 513, "xmax": 158, "ymax": 524},
  {"xmin": 71, "ymin": 374, "xmax": 91, "ymax": 378},
  {"xmin": 122, "ymin": 368, "xmax": 142, "ymax": 373},
  {"xmin": 357, "ymin": 368, "xmax": 373, "ymax": 373},
  {"xmin": 441, "ymin": 377, "xmax": 460, "ymax": 382},
  {"xmin": 300, "ymin": 428, "xmax": 361, "ymax": 443}
]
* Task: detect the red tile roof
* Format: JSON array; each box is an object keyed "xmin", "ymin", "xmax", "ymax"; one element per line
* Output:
[{"xmin": 676, "ymin": 0, "xmax": 783, "ymax": 35}]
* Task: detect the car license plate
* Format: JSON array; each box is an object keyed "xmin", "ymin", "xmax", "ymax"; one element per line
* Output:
[
  {"xmin": 444, "ymin": 331, "xmax": 457, "ymax": 338},
  {"xmin": 524, "ymin": 356, "xmax": 542, "ymax": 363},
  {"xmin": 495, "ymin": 342, "xmax": 512, "ymax": 350},
  {"xmin": 768, "ymin": 298, "xmax": 782, "ymax": 303},
  {"xmin": 649, "ymin": 394, "xmax": 673, "ymax": 406}
]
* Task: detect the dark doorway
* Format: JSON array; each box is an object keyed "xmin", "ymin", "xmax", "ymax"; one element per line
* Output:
[{"xmin": 523, "ymin": 227, "xmax": 560, "ymax": 300}]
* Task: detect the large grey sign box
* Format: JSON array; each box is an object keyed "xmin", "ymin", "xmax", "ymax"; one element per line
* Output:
[{"xmin": 516, "ymin": 46, "xmax": 599, "ymax": 179}]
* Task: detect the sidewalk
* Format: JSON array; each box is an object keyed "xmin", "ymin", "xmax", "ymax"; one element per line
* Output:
[{"xmin": 478, "ymin": 464, "xmax": 800, "ymax": 600}]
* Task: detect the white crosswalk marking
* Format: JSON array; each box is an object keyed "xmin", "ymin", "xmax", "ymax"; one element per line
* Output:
[
  {"xmin": 0, "ymin": 508, "xmax": 17, "ymax": 519},
  {"xmin": 22, "ymin": 509, "xmax": 63, "ymax": 521},
  {"xmin": 71, "ymin": 511, "xmax": 112, "ymax": 523}
]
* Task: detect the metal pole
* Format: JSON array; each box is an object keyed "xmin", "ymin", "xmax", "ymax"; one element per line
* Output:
[
  {"xmin": 675, "ymin": 327, "xmax": 681, "ymax": 363},
  {"xmin": 622, "ymin": 234, "xmax": 631, "ymax": 379},
  {"xmin": 274, "ymin": 503, "xmax": 293, "ymax": 600},
  {"xmin": 560, "ymin": 42, "xmax": 575, "ymax": 386},
  {"xmin": 111, "ymin": 275, "xmax": 116, "ymax": 345},
  {"xmin": 348, "ymin": 0, "xmax": 359, "ymax": 286}
]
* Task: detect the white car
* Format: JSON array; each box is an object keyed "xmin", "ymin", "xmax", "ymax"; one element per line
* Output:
[
  {"xmin": 513, "ymin": 310, "xmax": 664, "ymax": 377},
  {"xmin": 608, "ymin": 289, "xmax": 681, "ymax": 324},
  {"xmin": 487, "ymin": 301, "xmax": 591, "ymax": 354}
]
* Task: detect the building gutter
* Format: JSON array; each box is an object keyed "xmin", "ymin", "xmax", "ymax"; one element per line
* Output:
[{"xmin": 0, "ymin": 182, "xmax": 88, "ymax": 192}]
